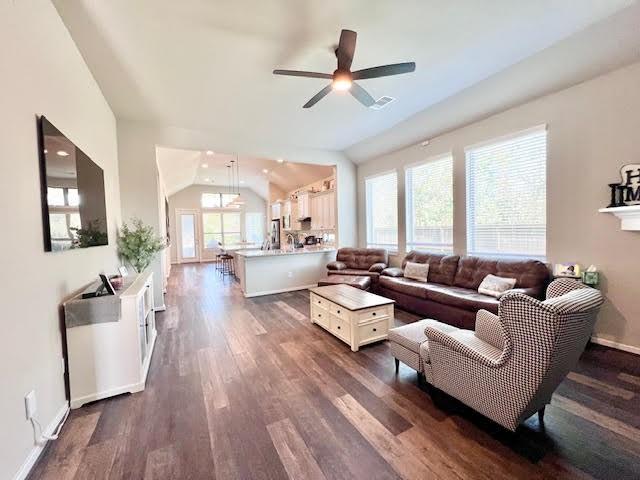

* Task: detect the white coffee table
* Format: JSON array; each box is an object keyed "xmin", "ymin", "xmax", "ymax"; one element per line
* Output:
[{"xmin": 308, "ymin": 284, "xmax": 395, "ymax": 352}]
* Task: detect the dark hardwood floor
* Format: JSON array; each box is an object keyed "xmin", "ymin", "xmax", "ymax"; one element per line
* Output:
[{"xmin": 29, "ymin": 264, "xmax": 640, "ymax": 479}]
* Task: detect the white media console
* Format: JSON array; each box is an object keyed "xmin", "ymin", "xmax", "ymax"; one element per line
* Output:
[{"xmin": 65, "ymin": 270, "xmax": 157, "ymax": 408}]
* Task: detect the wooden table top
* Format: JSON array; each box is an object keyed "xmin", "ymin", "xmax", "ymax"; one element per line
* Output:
[{"xmin": 309, "ymin": 284, "xmax": 395, "ymax": 311}]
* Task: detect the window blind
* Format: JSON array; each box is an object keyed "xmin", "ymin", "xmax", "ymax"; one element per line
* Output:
[
  {"xmin": 405, "ymin": 155, "xmax": 453, "ymax": 253},
  {"xmin": 365, "ymin": 171, "xmax": 398, "ymax": 250},
  {"xmin": 465, "ymin": 126, "xmax": 547, "ymax": 259},
  {"xmin": 245, "ymin": 212, "xmax": 264, "ymax": 244}
]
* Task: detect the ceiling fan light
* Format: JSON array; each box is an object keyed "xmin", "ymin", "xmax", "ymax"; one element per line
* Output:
[{"xmin": 332, "ymin": 77, "xmax": 352, "ymax": 91}]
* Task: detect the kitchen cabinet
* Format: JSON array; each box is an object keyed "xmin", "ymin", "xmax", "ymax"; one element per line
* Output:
[
  {"xmin": 310, "ymin": 190, "xmax": 336, "ymax": 230},
  {"xmin": 271, "ymin": 201, "xmax": 281, "ymax": 220},
  {"xmin": 297, "ymin": 192, "xmax": 311, "ymax": 219}
]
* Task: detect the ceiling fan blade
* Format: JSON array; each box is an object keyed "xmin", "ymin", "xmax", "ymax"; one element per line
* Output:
[
  {"xmin": 273, "ymin": 69, "xmax": 332, "ymax": 79},
  {"xmin": 350, "ymin": 82, "xmax": 375, "ymax": 107},
  {"xmin": 303, "ymin": 85, "xmax": 333, "ymax": 108},
  {"xmin": 337, "ymin": 29, "xmax": 357, "ymax": 71},
  {"xmin": 352, "ymin": 62, "xmax": 416, "ymax": 80}
]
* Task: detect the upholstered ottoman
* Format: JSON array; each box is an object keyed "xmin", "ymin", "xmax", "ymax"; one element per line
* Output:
[
  {"xmin": 389, "ymin": 319, "xmax": 459, "ymax": 376},
  {"xmin": 317, "ymin": 275, "xmax": 372, "ymax": 291}
]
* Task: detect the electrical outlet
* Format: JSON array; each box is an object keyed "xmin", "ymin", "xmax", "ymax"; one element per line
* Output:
[
  {"xmin": 25, "ymin": 390, "xmax": 37, "ymax": 420},
  {"xmin": 287, "ymin": 271, "xmax": 293, "ymax": 278}
]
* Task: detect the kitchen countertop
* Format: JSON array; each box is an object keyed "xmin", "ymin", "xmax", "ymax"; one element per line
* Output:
[{"xmin": 235, "ymin": 247, "xmax": 336, "ymax": 258}]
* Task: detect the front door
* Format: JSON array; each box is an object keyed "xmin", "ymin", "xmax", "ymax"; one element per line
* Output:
[{"xmin": 177, "ymin": 209, "xmax": 200, "ymax": 263}]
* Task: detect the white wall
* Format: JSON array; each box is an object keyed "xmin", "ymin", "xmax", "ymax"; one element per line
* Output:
[
  {"xmin": 0, "ymin": 2, "xmax": 121, "ymax": 478},
  {"xmin": 168, "ymin": 186, "xmax": 266, "ymax": 263},
  {"xmin": 357, "ymin": 62, "xmax": 640, "ymax": 352}
]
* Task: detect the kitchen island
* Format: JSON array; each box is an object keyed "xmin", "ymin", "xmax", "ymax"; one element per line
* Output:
[{"xmin": 235, "ymin": 247, "xmax": 336, "ymax": 297}]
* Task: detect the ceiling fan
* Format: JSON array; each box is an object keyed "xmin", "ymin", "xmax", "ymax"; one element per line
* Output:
[{"xmin": 273, "ymin": 29, "xmax": 416, "ymax": 109}]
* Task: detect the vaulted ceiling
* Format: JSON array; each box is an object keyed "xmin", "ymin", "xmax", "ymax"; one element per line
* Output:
[
  {"xmin": 54, "ymin": 0, "xmax": 637, "ymax": 162},
  {"xmin": 156, "ymin": 147, "xmax": 333, "ymax": 198}
]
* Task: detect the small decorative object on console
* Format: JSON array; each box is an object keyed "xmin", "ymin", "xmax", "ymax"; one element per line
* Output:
[
  {"xmin": 554, "ymin": 263, "xmax": 581, "ymax": 278},
  {"xmin": 581, "ymin": 265, "xmax": 600, "ymax": 286},
  {"xmin": 109, "ymin": 275, "xmax": 124, "ymax": 290}
]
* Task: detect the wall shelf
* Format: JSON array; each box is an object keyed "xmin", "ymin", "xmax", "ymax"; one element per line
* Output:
[{"xmin": 599, "ymin": 205, "xmax": 640, "ymax": 231}]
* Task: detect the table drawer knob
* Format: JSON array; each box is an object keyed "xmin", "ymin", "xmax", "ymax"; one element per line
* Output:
[
  {"xmin": 337, "ymin": 310, "xmax": 341, "ymax": 314},
  {"xmin": 337, "ymin": 325, "xmax": 341, "ymax": 330},
  {"xmin": 372, "ymin": 312, "xmax": 377, "ymax": 316},
  {"xmin": 373, "ymin": 328, "xmax": 377, "ymax": 332}
]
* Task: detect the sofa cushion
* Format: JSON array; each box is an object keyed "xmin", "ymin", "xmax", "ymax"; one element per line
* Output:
[
  {"xmin": 381, "ymin": 267, "xmax": 403, "ymax": 277},
  {"xmin": 328, "ymin": 269, "xmax": 380, "ymax": 279},
  {"xmin": 326, "ymin": 260, "xmax": 347, "ymax": 271},
  {"xmin": 379, "ymin": 276, "xmax": 430, "ymax": 299},
  {"xmin": 402, "ymin": 251, "xmax": 460, "ymax": 286},
  {"xmin": 336, "ymin": 248, "xmax": 388, "ymax": 271},
  {"xmin": 453, "ymin": 256, "xmax": 549, "ymax": 294},
  {"xmin": 404, "ymin": 261, "xmax": 429, "ymax": 282},
  {"xmin": 423, "ymin": 283, "xmax": 500, "ymax": 314},
  {"xmin": 478, "ymin": 274, "xmax": 517, "ymax": 298}
]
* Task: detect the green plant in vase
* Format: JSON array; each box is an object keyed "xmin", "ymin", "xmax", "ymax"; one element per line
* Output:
[{"xmin": 117, "ymin": 218, "xmax": 165, "ymax": 273}]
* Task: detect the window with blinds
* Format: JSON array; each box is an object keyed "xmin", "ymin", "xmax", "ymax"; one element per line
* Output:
[
  {"xmin": 405, "ymin": 155, "xmax": 453, "ymax": 253},
  {"xmin": 245, "ymin": 212, "xmax": 264, "ymax": 245},
  {"xmin": 365, "ymin": 171, "xmax": 398, "ymax": 250},
  {"xmin": 465, "ymin": 126, "xmax": 547, "ymax": 259}
]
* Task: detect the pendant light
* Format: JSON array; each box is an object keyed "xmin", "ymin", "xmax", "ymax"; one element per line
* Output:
[{"xmin": 230, "ymin": 154, "xmax": 246, "ymax": 206}]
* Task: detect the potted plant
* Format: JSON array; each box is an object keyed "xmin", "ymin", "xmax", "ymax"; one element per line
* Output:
[{"xmin": 117, "ymin": 218, "xmax": 165, "ymax": 273}]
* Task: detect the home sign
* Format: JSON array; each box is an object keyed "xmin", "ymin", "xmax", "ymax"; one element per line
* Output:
[{"xmin": 607, "ymin": 163, "xmax": 640, "ymax": 207}]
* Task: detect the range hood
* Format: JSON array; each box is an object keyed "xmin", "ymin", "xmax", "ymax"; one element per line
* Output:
[{"xmin": 297, "ymin": 216, "xmax": 311, "ymax": 222}]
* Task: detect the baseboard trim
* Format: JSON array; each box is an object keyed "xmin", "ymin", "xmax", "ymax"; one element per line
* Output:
[
  {"xmin": 243, "ymin": 284, "xmax": 317, "ymax": 298},
  {"xmin": 591, "ymin": 336, "xmax": 640, "ymax": 355},
  {"xmin": 70, "ymin": 382, "xmax": 143, "ymax": 409},
  {"xmin": 13, "ymin": 402, "xmax": 70, "ymax": 480}
]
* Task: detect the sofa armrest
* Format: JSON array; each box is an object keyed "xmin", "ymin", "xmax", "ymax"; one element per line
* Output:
[
  {"xmin": 327, "ymin": 261, "xmax": 347, "ymax": 271},
  {"xmin": 474, "ymin": 310, "xmax": 506, "ymax": 350},
  {"xmin": 381, "ymin": 267, "xmax": 404, "ymax": 277},
  {"xmin": 503, "ymin": 287, "xmax": 542, "ymax": 299},
  {"xmin": 368, "ymin": 262, "xmax": 387, "ymax": 273},
  {"xmin": 424, "ymin": 321, "xmax": 506, "ymax": 368}
]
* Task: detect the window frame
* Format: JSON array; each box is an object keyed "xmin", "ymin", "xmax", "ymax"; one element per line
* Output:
[
  {"xmin": 404, "ymin": 153, "xmax": 454, "ymax": 254},
  {"xmin": 464, "ymin": 125, "xmax": 547, "ymax": 260},
  {"xmin": 365, "ymin": 169, "xmax": 399, "ymax": 252}
]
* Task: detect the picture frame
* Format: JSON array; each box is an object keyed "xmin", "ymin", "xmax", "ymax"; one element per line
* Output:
[
  {"xmin": 554, "ymin": 263, "xmax": 581, "ymax": 278},
  {"xmin": 118, "ymin": 265, "xmax": 129, "ymax": 277}
]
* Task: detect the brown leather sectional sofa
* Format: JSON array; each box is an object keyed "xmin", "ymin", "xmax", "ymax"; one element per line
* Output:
[
  {"xmin": 326, "ymin": 248, "xmax": 388, "ymax": 287},
  {"xmin": 378, "ymin": 251, "xmax": 550, "ymax": 330}
]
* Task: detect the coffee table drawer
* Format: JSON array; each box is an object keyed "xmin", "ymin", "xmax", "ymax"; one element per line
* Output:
[
  {"xmin": 310, "ymin": 293, "xmax": 331, "ymax": 311},
  {"xmin": 357, "ymin": 305, "xmax": 390, "ymax": 324},
  {"xmin": 311, "ymin": 306, "xmax": 330, "ymax": 329},
  {"xmin": 329, "ymin": 303, "xmax": 349, "ymax": 320},
  {"xmin": 331, "ymin": 315, "xmax": 350, "ymax": 343},
  {"xmin": 358, "ymin": 317, "xmax": 389, "ymax": 344}
]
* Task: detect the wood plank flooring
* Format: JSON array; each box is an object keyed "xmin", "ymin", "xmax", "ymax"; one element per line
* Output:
[{"xmin": 28, "ymin": 264, "xmax": 640, "ymax": 479}]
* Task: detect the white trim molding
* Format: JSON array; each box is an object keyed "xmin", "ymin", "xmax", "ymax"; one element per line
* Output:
[
  {"xmin": 13, "ymin": 402, "xmax": 70, "ymax": 480},
  {"xmin": 591, "ymin": 335, "xmax": 640, "ymax": 356}
]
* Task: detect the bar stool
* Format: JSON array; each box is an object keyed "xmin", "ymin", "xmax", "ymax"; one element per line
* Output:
[{"xmin": 220, "ymin": 253, "xmax": 234, "ymax": 277}]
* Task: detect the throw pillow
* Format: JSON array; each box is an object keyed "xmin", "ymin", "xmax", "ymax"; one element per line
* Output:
[
  {"xmin": 404, "ymin": 261, "xmax": 429, "ymax": 282},
  {"xmin": 478, "ymin": 274, "xmax": 517, "ymax": 298}
]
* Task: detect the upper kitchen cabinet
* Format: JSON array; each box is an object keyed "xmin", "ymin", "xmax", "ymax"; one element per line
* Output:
[{"xmin": 310, "ymin": 190, "xmax": 336, "ymax": 230}]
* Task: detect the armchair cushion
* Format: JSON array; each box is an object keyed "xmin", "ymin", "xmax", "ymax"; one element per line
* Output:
[
  {"xmin": 327, "ymin": 261, "xmax": 347, "ymax": 271},
  {"xmin": 474, "ymin": 309, "xmax": 506, "ymax": 350},
  {"xmin": 368, "ymin": 262, "xmax": 387, "ymax": 273},
  {"xmin": 424, "ymin": 321, "xmax": 505, "ymax": 368},
  {"xmin": 381, "ymin": 267, "xmax": 404, "ymax": 277}
]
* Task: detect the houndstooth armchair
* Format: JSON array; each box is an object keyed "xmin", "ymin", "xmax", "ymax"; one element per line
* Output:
[{"xmin": 421, "ymin": 278, "xmax": 604, "ymax": 431}]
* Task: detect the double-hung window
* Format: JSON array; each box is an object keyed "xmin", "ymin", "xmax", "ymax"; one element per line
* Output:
[
  {"xmin": 405, "ymin": 155, "xmax": 453, "ymax": 253},
  {"xmin": 465, "ymin": 126, "xmax": 547, "ymax": 259},
  {"xmin": 202, "ymin": 211, "xmax": 242, "ymax": 249},
  {"xmin": 365, "ymin": 171, "xmax": 398, "ymax": 251},
  {"xmin": 245, "ymin": 212, "xmax": 264, "ymax": 245}
]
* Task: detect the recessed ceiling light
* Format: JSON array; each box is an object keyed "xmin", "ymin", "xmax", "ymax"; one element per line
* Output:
[
  {"xmin": 262, "ymin": 169, "xmax": 269, "ymax": 174},
  {"xmin": 204, "ymin": 177, "xmax": 211, "ymax": 182},
  {"xmin": 420, "ymin": 140, "xmax": 430, "ymax": 147},
  {"xmin": 205, "ymin": 150, "xmax": 214, "ymax": 156},
  {"xmin": 202, "ymin": 163, "xmax": 208, "ymax": 168},
  {"xmin": 276, "ymin": 158, "xmax": 284, "ymax": 163},
  {"xmin": 240, "ymin": 180, "xmax": 245, "ymax": 184},
  {"xmin": 57, "ymin": 150, "xmax": 69, "ymax": 157}
]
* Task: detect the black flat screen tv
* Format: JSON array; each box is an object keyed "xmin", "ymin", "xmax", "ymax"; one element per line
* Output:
[{"xmin": 37, "ymin": 116, "xmax": 108, "ymax": 251}]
